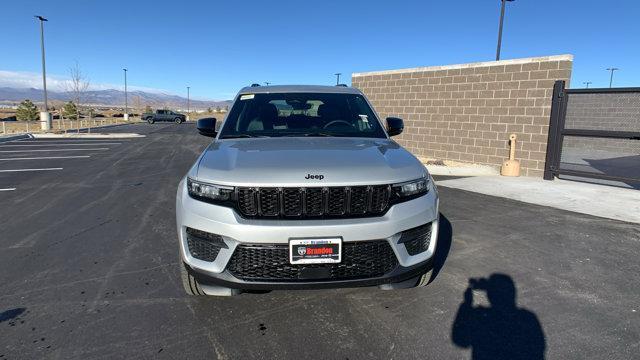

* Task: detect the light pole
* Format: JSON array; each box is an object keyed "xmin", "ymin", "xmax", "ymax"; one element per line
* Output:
[
  {"xmin": 186, "ymin": 86, "xmax": 190, "ymax": 121},
  {"xmin": 495, "ymin": 0, "xmax": 515, "ymax": 61},
  {"xmin": 335, "ymin": 73, "xmax": 341, "ymax": 85},
  {"xmin": 35, "ymin": 15, "xmax": 51, "ymax": 130},
  {"xmin": 123, "ymin": 68, "xmax": 128, "ymax": 120},
  {"xmin": 35, "ymin": 16, "xmax": 48, "ymax": 111},
  {"xmin": 583, "ymin": 81, "xmax": 592, "ymax": 89},
  {"xmin": 606, "ymin": 68, "xmax": 619, "ymax": 88}
]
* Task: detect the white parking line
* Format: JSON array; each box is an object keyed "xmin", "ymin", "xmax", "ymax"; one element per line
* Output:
[
  {"xmin": 0, "ymin": 168, "xmax": 63, "ymax": 173},
  {"xmin": 0, "ymin": 148, "xmax": 109, "ymax": 153},
  {"xmin": 0, "ymin": 156, "xmax": 90, "ymax": 161},
  {"xmin": 0, "ymin": 143, "xmax": 121, "ymax": 147},
  {"xmin": 0, "ymin": 188, "xmax": 16, "ymax": 191}
]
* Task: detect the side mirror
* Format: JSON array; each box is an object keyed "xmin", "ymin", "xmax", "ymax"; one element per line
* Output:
[
  {"xmin": 197, "ymin": 118, "xmax": 217, "ymax": 137},
  {"xmin": 386, "ymin": 117, "xmax": 404, "ymax": 137}
]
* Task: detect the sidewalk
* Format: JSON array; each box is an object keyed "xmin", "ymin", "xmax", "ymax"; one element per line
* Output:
[{"xmin": 436, "ymin": 176, "xmax": 640, "ymax": 224}]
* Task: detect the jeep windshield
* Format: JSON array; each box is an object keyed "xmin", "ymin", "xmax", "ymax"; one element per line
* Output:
[{"xmin": 219, "ymin": 92, "xmax": 387, "ymax": 139}]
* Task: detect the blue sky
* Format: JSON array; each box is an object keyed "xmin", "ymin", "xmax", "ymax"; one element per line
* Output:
[{"xmin": 2, "ymin": 0, "xmax": 639, "ymax": 100}]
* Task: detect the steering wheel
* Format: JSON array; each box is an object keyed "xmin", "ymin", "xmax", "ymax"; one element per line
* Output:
[{"xmin": 323, "ymin": 120, "xmax": 353, "ymax": 130}]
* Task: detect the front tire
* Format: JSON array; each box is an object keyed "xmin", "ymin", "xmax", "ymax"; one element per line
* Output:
[
  {"xmin": 147, "ymin": 118, "xmax": 155, "ymax": 124},
  {"xmin": 175, "ymin": 117, "xmax": 183, "ymax": 124},
  {"xmin": 180, "ymin": 262, "xmax": 205, "ymax": 296}
]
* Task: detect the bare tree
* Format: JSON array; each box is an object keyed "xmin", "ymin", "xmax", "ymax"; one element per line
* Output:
[{"xmin": 65, "ymin": 61, "xmax": 90, "ymax": 121}]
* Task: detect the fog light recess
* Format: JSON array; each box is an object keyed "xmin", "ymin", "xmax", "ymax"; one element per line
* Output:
[
  {"xmin": 399, "ymin": 223, "xmax": 432, "ymax": 256},
  {"xmin": 185, "ymin": 227, "xmax": 228, "ymax": 262}
]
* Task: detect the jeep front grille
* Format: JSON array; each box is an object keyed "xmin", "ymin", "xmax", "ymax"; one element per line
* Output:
[{"xmin": 235, "ymin": 185, "xmax": 391, "ymax": 219}]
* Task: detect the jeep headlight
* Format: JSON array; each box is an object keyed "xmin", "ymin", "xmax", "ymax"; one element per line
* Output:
[
  {"xmin": 392, "ymin": 176, "xmax": 430, "ymax": 198},
  {"xmin": 187, "ymin": 177, "xmax": 234, "ymax": 202}
]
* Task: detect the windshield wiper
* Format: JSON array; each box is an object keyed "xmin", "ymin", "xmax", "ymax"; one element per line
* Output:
[
  {"xmin": 304, "ymin": 132, "xmax": 334, "ymax": 137},
  {"xmin": 281, "ymin": 132, "xmax": 334, "ymax": 137},
  {"xmin": 219, "ymin": 134, "xmax": 267, "ymax": 139}
]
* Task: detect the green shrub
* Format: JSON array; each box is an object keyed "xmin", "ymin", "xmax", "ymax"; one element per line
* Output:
[
  {"xmin": 62, "ymin": 101, "xmax": 78, "ymax": 120},
  {"xmin": 16, "ymin": 99, "xmax": 39, "ymax": 121}
]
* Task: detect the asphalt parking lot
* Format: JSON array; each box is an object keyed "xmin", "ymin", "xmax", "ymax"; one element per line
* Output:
[{"xmin": 0, "ymin": 123, "xmax": 638, "ymax": 359}]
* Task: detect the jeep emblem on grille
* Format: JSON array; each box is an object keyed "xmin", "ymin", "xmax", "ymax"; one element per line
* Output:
[{"xmin": 305, "ymin": 174, "xmax": 324, "ymax": 180}]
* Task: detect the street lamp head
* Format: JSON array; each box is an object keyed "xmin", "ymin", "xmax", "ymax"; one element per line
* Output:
[{"xmin": 35, "ymin": 15, "xmax": 48, "ymax": 21}]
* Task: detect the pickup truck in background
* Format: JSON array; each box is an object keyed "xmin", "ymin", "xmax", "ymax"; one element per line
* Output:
[{"xmin": 142, "ymin": 110, "xmax": 187, "ymax": 124}]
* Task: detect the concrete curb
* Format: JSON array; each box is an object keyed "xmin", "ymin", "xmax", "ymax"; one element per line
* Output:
[
  {"xmin": 436, "ymin": 176, "xmax": 640, "ymax": 224},
  {"xmin": 0, "ymin": 133, "xmax": 33, "ymax": 143},
  {"xmin": 2, "ymin": 123, "xmax": 145, "ymax": 140},
  {"xmin": 33, "ymin": 133, "xmax": 145, "ymax": 139},
  {"xmin": 425, "ymin": 164, "xmax": 499, "ymax": 177}
]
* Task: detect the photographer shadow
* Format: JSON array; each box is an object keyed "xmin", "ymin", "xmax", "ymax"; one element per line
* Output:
[{"xmin": 451, "ymin": 274, "xmax": 546, "ymax": 360}]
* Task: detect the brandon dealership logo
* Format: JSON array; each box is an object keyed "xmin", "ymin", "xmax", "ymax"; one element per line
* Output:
[
  {"xmin": 305, "ymin": 247, "xmax": 334, "ymax": 255},
  {"xmin": 305, "ymin": 174, "xmax": 325, "ymax": 180}
]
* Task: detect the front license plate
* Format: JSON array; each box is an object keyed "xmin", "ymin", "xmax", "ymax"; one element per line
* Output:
[{"xmin": 289, "ymin": 238, "xmax": 342, "ymax": 265}]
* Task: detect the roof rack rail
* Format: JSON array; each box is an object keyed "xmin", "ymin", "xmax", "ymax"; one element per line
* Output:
[
  {"xmin": 336, "ymin": 84, "xmax": 348, "ymax": 87},
  {"xmin": 250, "ymin": 83, "xmax": 261, "ymax": 87}
]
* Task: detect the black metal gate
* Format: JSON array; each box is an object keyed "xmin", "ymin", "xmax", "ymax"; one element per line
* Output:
[{"xmin": 544, "ymin": 80, "xmax": 640, "ymax": 188}]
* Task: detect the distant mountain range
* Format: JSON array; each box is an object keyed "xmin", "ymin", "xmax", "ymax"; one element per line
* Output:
[{"xmin": 0, "ymin": 87, "xmax": 232, "ymax": 110}]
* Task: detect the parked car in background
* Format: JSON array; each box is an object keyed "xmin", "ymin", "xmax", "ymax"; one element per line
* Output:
[{"xmin": 142, "ymin": 109, "xmax": 186, "ymax": 124}]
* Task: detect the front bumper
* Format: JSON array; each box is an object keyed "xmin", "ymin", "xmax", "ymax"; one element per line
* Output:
[
  {"xmin": 186, "ymin": 256, "xmax": 433, "ymax": 291},
  {"xmin": 176, "ymin": 177, "xmax": 439, "ymax": 289}
]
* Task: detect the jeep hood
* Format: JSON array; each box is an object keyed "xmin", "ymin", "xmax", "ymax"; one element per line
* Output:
[{"xmin": 195, "ymin": 137, "xmax": 426, "ymax": 187}]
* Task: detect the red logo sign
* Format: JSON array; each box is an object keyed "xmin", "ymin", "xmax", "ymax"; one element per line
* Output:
[{"xmin": 305, "ymin": 247, "xmax": 334, "ymax": 255}]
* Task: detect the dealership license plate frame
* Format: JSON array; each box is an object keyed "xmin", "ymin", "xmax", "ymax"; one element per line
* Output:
[{"xmin": 289, "ymin": 238, "xmax": 342, "ymax": 265}]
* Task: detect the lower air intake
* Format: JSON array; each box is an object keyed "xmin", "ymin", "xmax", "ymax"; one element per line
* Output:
[
  {"xmin": 227, "ymin": 240, "xmax": 398, "ymax": 282},
  {"xmin": 185, "ymin": 227, "xmax": 227, "ymax": 262},
  {"xmin": 400, "ymin": 223, "xmax": 433, "ymax": 256}
]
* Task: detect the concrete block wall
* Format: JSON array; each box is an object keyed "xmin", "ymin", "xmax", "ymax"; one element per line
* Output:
[{"xmin": 352, "ymin": 55, "xmax": 573, "ymax": 177}]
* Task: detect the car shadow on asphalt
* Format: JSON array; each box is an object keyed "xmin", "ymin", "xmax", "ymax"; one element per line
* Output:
[
  {"xmin": 427, "ymin": 213, "xmax": 452, "ymax": 285},
  {"xmin": 451, "ymin": 274, "xmax": 546, "ymax": 360}
]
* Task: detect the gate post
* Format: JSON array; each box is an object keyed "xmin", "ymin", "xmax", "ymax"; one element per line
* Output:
[{"xmin": 543, "ymin": 80, "xmax": 566, "ymax": 180}]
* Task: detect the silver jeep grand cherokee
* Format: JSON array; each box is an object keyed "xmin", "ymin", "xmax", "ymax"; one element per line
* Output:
[{"xmin": 176, "ymin": 85, "xmax": 439, "ymax": 296}]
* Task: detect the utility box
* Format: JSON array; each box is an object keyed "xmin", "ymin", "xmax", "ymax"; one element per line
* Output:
[{"xmin": 40, "ymin": 111, "xmax": 52, "ymax": 131}]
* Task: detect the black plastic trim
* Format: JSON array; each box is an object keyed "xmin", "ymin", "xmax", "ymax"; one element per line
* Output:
[{"xmin": 187, "ymin": 257, "xmax": 433, "ymax": 291}]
